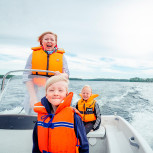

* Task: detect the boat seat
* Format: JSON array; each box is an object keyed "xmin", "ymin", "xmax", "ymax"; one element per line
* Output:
[
  {"xmin": 87, "ymin": 125, "xmax": 105, "ymax": 138},
  {"xmin": 87, "ymin": 126, "xmax": 106, "ymax": 153}
]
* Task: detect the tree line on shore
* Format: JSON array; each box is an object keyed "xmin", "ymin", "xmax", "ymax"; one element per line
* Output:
[
  {"xmin": 0, "ymin": 75, "xmax": 153, "ymax": 82},
  {"xmin": 69, "ymin": 77, "xmax": 153, "ymax": 82}
]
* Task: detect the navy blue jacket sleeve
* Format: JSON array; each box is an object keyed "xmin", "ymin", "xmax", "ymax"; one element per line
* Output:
[
  {"xmin": 32, "ymin": 122, "xmax": 41, "ymax": 153},
  {"xmin": 74, "ymin": 113, "xmax": 89, "ymax": 153}
]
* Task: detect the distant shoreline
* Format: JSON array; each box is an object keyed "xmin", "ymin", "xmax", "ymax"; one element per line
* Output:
[
  {"xmin": 0, "ymin": 75, "xmax": 153, "ymax": 82},
  {"xmin": 70, "ymin": 77, "xmax": 153, "ymax": 82}
]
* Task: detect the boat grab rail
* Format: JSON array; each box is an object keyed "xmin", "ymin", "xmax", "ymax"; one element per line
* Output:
[
  {"xmin": 129, "ymin": 136, "xmax": 139, "ymax": 149},
  {"xmin": 0, "ymin": 69, "xmax": 55, "ymax": 92}
]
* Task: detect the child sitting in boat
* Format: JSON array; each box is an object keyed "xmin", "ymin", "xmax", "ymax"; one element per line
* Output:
[
  {"xmin": 32, "ymin": 75, "xmax": 89, "ymax": 153},
  {"xmin": 76, "ymin": 85, "xmax": 101, "ymax": 134}
]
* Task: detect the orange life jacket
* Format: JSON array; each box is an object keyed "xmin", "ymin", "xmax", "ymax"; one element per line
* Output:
[
  {"xmin": 77, "ymin": 94, "xmax": 99, "ymax": 122},
  {"xmin": 31, "ymin": 46, "xmax": 65, "ymax": 76},
  {"xmin": 31, "ymin": 46, "xmax": 65, "ymax": 86},
  {"xmin": 34, "ymin": 92, "xmax": 81, "ymax": 153}
]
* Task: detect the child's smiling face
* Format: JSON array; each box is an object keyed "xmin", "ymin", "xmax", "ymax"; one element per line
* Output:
[
  {"xmin": 46, "ymin": 81, "xmax": 68, "ymax": 106},
  {"xmin": 81, "ymin": 87, "xmax": 92, "ymax": 101}
]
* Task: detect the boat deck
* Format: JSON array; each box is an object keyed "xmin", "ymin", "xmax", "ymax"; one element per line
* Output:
[
  {"xmin": 86, "ymin": 116, "xmax": 153, "ymax": 153},
  {"xmin": 106, "ymin": 125, "xmax": 136, "ymax": 153}
]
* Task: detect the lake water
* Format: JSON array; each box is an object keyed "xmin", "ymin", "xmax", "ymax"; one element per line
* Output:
[
  {"xmin": 0, "ymin": 78, "xmax": 153, "ymax": 150},
  {"xmin": 69, "ymin": 80, "xmax": 153, "ymax": 150}
]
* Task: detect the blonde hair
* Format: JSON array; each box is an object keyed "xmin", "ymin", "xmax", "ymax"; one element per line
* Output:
[
  {"xmin": 45, "ymin": 75, "xmax": 69, "ymax": 92},
  {"xmin": 81, "ymin": 85, "xmax": 92, "ymax": 93},
  {"xmin": 38, "ymin": 31, "xmax": 57, "ymax": 46}
]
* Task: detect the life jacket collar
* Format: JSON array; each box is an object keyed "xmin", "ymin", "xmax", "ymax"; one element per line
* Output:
[
  {"xmin": 31, "ymin": 46, "xmax": 43, "ymax": 51},
  {"xmin": 79, "ymin": 94, "xmax": 99, "ymax": 103},
  {"xmin": 55, "ymin": 92, "xmax": 73, "ymax": 114}
]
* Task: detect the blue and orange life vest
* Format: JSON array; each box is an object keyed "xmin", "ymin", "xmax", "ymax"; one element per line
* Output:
[
  {"xmin": 34, "ymin": 92, "xmax": 81, "ymax": 153},
  {"xmin": 77, "ymin": 94, "xmax": 99, "ymax": 122}
]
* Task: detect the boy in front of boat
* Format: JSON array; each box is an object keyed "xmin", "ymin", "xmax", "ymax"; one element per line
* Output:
[
  {"xmin": 32, "ymin": 74, "xmax": 89, "ymax": 153},
  {"xmin": 76, "ymin": 85, "xmax": 101, "ymax": 134}
]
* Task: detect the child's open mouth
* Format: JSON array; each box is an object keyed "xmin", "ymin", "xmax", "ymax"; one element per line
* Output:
[{"xmin": 47, "ymin": 45, "xmax": 52, "ymax": 47}]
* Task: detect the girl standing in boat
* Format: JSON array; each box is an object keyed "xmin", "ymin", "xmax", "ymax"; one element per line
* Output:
[
  {"xmin": 23, "ymin": 31, "xmax": 69, "ymax": 113},
  {"xmin": 76, "ymin": 85, "xmax": 101, "ymax": 134}
]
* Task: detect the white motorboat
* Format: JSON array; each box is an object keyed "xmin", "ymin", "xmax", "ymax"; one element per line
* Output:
[
  {"xmin": 88, "ymin": 115, "xmax": 153, "ymax": 153},
  {"xmin": 0, "ymin": 70, "xmax": 152, "ymax": 153}
]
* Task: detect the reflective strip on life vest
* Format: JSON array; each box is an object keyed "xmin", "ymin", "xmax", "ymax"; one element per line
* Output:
[
  {"xmin": 37, "ymin": 121, "xmax": 74, "ymax": 129},
  {"xmin": 34, "ymin": 106, "xmax": 45, "ymax": 108}
]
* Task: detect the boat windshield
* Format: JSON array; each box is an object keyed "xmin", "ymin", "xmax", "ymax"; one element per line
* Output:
[{"xmin": 0, "ymin": 69, "xmax": 53, "ymax": 116}]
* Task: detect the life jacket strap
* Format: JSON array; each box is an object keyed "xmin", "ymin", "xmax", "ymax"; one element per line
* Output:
[
  {"xmin": 79, "ymin": 111, "xmax": 94, "ymax": 114},
  {"xmin": 42, "ymin": 150, "xmax": 51, "ymax": 153},
  {"xmin": 41, "ymin": 113, "xmax": 54, "ymax": 122}
]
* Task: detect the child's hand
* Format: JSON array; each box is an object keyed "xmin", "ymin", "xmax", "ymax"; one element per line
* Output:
[{"xmin": 90, "ymin": 129, "xmax": 93, "ymax": 132}]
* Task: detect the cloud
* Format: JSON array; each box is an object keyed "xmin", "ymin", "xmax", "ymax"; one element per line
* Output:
[
  {"xmin": 94, "ymin": 0, "xmax": 153, "ymax": 60},
  {"xmin": 0, "ymin": 54, "xmax": 17, "ymax": 61},
  {"xmin": 0, "ymin": 0, "xmax": 153, "ymax": 79},
  {"xmin": 0, "ymin": 44, "xmax": 30, "ymax": 59}
]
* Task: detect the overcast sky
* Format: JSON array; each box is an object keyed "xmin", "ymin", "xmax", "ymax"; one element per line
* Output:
[{"xmin": 0, "ymin": 0, "xmax": 153, "ymax": 79}]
